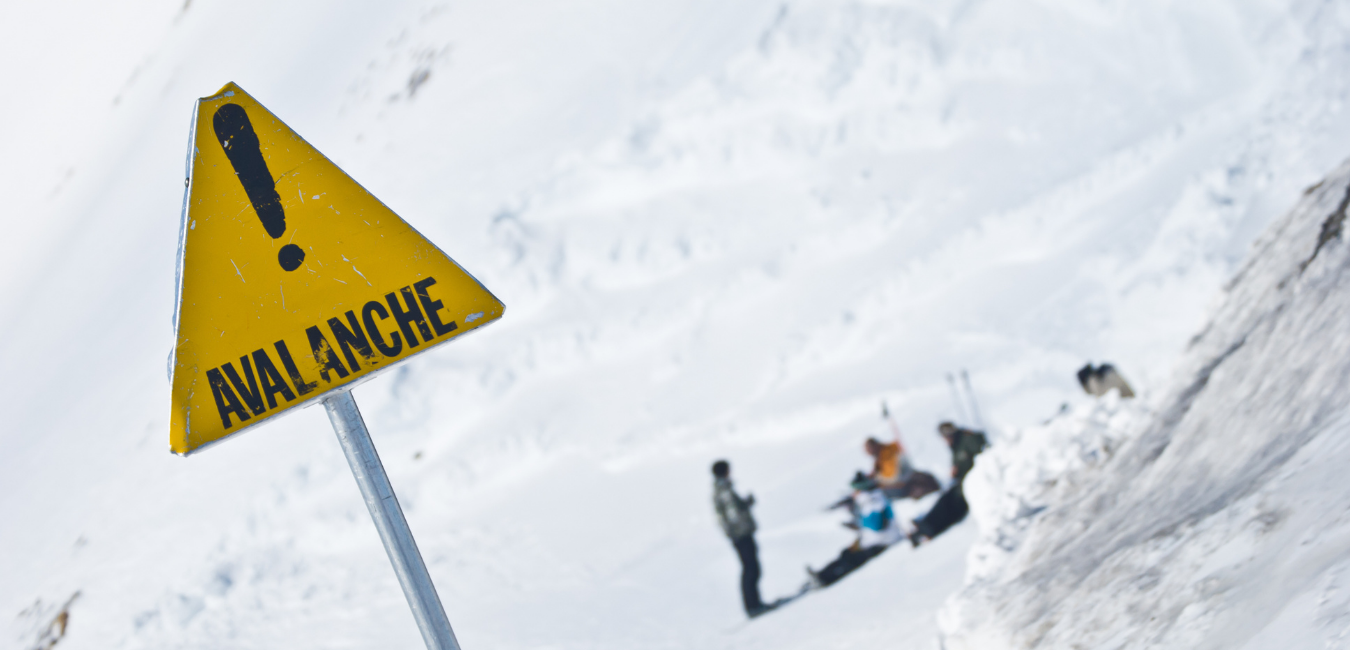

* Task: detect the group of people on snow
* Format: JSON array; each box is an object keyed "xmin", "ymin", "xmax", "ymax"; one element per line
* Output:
[
  {"xmin": 711, "ymin": 362, "xmax": 1135, "ymax": 618},
  {"xmin": 710, "ymin": 406, "xmax": 988, "ymax": 617}
]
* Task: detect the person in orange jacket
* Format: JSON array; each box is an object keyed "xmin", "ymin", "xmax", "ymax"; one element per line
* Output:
[{"xmin": 866, "ymin": 403, "xmax": 940, "ymax": 500}]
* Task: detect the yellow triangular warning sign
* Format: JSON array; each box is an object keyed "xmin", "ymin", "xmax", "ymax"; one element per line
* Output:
[{"xmin": 169, "ymin": 82, "xmax": 504, "ymax": 455}]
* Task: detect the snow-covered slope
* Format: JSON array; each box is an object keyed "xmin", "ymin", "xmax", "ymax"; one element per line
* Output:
[
  {"xmin": 942, "ymin": 158, "xmax": 1350, "ymax": 649},
  {"xmin": 5, "ymin": 1, "xmax": 1350, "ymax": 649}
]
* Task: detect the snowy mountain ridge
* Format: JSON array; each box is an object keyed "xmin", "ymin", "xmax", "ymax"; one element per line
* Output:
[{"xmin": 943, "ymin": 160, "xmax": 1350, "ymax": 648}]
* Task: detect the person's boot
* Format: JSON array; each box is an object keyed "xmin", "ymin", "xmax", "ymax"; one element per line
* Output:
[
  {"xmin": 747, "ymin": 602, "xmax": 774, "ymax": 618},
  {"xmin": 805, "ymin": 565, "xmax": 824, "ymax": 589},
  {"xmin": 908, "ymin": 519, "xmax": 929, "ymax": 548}
]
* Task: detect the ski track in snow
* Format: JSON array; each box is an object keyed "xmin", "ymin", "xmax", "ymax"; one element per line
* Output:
[{"xmin": 4, "ymin": 0, "xmax": 1350, "ymax": 649}]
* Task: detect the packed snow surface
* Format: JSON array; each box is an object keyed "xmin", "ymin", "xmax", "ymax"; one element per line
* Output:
[{"xmin": 4, "ymin": 0, "xmax": 1350, "ymax": 648}]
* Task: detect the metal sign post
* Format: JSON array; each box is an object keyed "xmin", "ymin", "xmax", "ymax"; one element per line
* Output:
[{"xmin": 323, "ymin": 389, "xmax": 461, "ymax": 650}]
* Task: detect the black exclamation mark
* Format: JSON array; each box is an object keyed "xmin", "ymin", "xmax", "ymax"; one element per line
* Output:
[{"xmin": 212, "ymin": 103, "xmax": 306, "ymax": 271}]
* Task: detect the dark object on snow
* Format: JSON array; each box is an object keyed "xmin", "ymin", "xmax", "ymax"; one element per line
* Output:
[
  {"xmin": 808, "ymin": 542, "xmax": 887, "ymax": 588},
  {"xmin": 732, "ymin": 535, "xmax": 765, "ymax": 615},
  {"xmin": 23, "ymin": 591, "xmax": 80, "ymax": 650},
  {"xmin": 1300, "ymin": 179, "xmax": 1350, "ymax": 273},
  {"xmin": 752, "ymin": 584, "xmax": 812, "ymax": 618},
  {"xmin": 1076, "ymin": 363, "xmax": 1135, "ymax": 398},
  {"xmin": 912, "ymin": 424, "xmax": 987, "ymax": 545},
  {"xmin": 938, "ymin": 422, "xmax": 987, "ymax": 483},
  {"xmin": 880, "ymin": 470, "xmax": 940, "ymax": 501},
  {"xmin": 911, "ymin": 483, "xmax": 970, "ymax": 544},
  {"xmin": 712, "ymin": 461, "xmax": 764, "ymax": 615},
  {"xmin": 849, "ymin": 470, "xmax": 877, "ymax": 491}
]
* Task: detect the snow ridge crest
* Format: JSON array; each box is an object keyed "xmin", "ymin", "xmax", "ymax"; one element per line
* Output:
[{"xmin": 941, "ymin": 158, "xmax": 1350, "ymax": 649}]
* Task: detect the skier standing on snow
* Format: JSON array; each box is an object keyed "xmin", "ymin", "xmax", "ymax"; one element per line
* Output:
[
  {"xmin": 909, "ymin": 422, "xmax": 987, "ymax": 546},
  {"xmin": 712, "ymin": 460, "xmax": 768, "ymax": 617},
  {"xmin": 808, "ymin": 472, "xmax": 904, "ymax": 588}
]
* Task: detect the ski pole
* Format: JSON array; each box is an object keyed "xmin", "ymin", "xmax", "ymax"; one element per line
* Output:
[
  {"xmin": 960, "ymin": 369, "xmax": 985, "ymax": 430},
  {"xmin": 882, "ymin": 400, "xmax": 903, "ymax": 443},
  {"xmin": 946, "ymin": 373, "xmax": 970, "ymax": 425}
]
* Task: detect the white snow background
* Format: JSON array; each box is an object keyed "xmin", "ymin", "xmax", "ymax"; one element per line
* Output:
[{"xmin": 4, "ymin": 0, "xmax": 1350, "ymax": 648}]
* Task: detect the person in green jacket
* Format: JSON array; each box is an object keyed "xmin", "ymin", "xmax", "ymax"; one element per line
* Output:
[
  {"xmin": 712, "ymin": 460, "xmax": 767, "ymax": 616},
  {"xmin": 910, "ymin": 422, "xmax": 987, "ymax": 546}
]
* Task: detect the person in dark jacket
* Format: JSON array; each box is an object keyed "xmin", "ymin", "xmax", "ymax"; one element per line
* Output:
[
  {"xmin": 712, "ymin": 460, "xmax": 767, "ymax": 616},
  {"xmin": 910, "ymin": 422, "xmax": 987, "ymax": 546}
]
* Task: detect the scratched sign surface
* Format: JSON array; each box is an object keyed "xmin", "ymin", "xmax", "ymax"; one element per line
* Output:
[{"xmin": 170, "ymin": 82, "xmax": 504, "ymax": 455}]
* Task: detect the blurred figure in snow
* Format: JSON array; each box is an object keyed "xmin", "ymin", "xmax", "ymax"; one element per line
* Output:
[
  {"xmin": 867, "ymin": 402, "xmax": 941, "ymax": 500},
  {"xmin": 909, "ymin": 422, "xmax": 987, "ymax": 546},
  {"xmin": 808, "ymin": 472, "xmax": 903, "ymax": 588},
  {"xmin": 712, "ymin": 460, "xmax": 767, "ymax": 617},
  {"xmin": 1077, "ymin": 362, "xmax": 1135, "ymax": 398}
]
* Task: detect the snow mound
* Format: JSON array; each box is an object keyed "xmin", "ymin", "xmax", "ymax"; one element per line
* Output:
[
  {"xmin": 941, "ymin": 159, "xmax": 1350, "ymax": 649},
  {"xmin": 958, "ymin": 396, "xmax": 1151, "ymax": 586}
]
